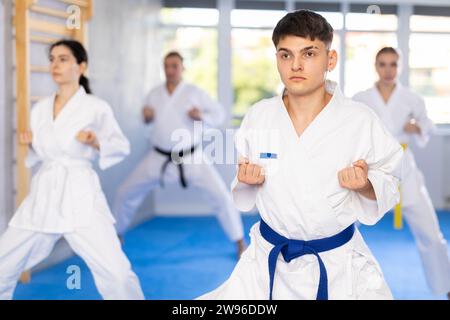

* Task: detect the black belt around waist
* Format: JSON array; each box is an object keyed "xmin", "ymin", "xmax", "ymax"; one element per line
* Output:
[{"xmin": 154, "ymin": 145, "xmax": 197, "ymax": 188}]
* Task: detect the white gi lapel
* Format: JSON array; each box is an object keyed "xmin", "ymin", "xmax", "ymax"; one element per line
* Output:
[
  {"xmin": 52, "ymin": 87, "xmax": 87, "ymax": 127},
  {"xmin": 298, "ymin": 80, "xmax": 340, "ymax": 152}
]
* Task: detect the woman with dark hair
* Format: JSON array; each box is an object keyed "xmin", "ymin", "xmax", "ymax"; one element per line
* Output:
[{"xmin": 0, "ymin": 40, "xmax": 144, "ymax": 300}]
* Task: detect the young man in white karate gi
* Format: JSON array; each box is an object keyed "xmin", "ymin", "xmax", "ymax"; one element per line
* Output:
[
  {"xmin": 199, "ymin": 10, "xmax": 404, "ymax": 300},
  {"xmin": 353, "ymin": 47, "xmax": 450, "ymax": 299},
  {"xmin": 113, "ymin": 52, "xmax": 246, "ymax": 257}
]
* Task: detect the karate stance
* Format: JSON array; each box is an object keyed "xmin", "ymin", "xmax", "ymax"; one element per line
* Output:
[
  {"xmin": 353, "ymin": 47, "xmax": 450, "ymax": 299},
  {"xmin": 113, "ymin": 52, "xmax": 245, "ymax": 257},
  {"xmin": 200, "ymin": 10, "xmax": 403, "ymax": 300},
  {"xmin": 0, "ymin": 40, "xmax": 144, "ymax": 300}
]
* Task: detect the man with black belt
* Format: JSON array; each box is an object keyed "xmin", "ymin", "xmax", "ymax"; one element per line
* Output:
[{"xmin": 113, "ymin": 51, "xmax": 246, "ymax": 258}]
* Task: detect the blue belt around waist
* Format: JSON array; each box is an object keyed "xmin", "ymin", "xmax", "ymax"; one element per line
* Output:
[{"xmin": 259, "ymin": 220, "xmax": 355, "ymax": 300}]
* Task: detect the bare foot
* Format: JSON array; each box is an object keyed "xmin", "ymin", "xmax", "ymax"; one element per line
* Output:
[
  {"xmin": 237, "ymin": 239, "xmax": 247, "ymax": 259},
  {"xmin": 20, "ymin": 271, "xmax": 32, "ymax": 284}
]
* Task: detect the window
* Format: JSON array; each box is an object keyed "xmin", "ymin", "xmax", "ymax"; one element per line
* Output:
[
  {"xmin": 160, "ymin": 9, "xmax": 218, "ymax": 98},
  {"xmin": 409, "ymin": 33, "xmax": 450, "ymax": 124},
  {"xmin": 231, "ymin": 28, "xmax": 280, "ymax": 122},
  {"xmin": 411, "ymin": 15, "xmax": 450, "ymax": 32},
  {"xmin": 160, "ymin": 8, "xmax": 219, "ymax": 26},
  {"xmin": 409, "ymin": 12, "xmax": 450, "ymax": 124},
  {"xmin": 158, "ymin": 4, "xmax": 450, "ymax": 125},
  {"xmin": 316, "ymin": 11, "xmax": 344, "ymax": 30},
  {"xmin": 231, "ymin": 9, "xmax": 286, "ymax": 28},
  {"xmin": 346, "ymin": 13, "xmax": 397, "ymax": 31},
  {"xmin": 231, "ymin": 9, "xmax": 285, "ymax": 124}
]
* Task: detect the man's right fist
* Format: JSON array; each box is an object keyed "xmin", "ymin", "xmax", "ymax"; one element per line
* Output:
[
  {"xmin": 143, "ymin": 106, "xmax": 155, "ymax": 124},
  {"xmin": 18, "ymin": 131, "xmax": 33, "ymax": 145},
  {"xmin": 237, "ymin": 157, "xmax": 265, "ymax": 185}
]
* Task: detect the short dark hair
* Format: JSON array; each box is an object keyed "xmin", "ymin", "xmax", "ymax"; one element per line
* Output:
[
  {"xmin": 375, "ymin": 47, "xmax": 399, "ymax": 61},
  {"xmin": 164, "ymin": 51, "xmax": 184, "ymax": 63},
  {"xmin": 272, "ymin": 10, "xmax": 334, "ymax": 48}
]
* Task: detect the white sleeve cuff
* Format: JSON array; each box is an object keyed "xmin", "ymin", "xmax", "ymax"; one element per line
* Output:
[
  {"xmin": 231, "ymin": 176, "xmax": 259, "ymax": 212},
  {"xmin": 357, "ymin": 171, "xmax": 399, "ymax": 225}
]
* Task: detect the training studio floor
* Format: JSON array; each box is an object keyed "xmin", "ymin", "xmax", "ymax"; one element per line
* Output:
[{"xmin": 13, "ymin": 211, "xmax": 450, "ymax": 300}]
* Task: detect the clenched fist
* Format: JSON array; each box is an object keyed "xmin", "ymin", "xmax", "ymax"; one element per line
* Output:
[
  {"xmin": 18, "ymin": 131, "xmax": 33, "ymax": 145},
  {"xmin": 338, "ymin": 160, "xmax": 375, "ymax": 199},
  {"xmin": 237, "ymin": 158, "xmax": 265, "ymax": 185},
  {"xmin": 77, "ymin": 130, "xmax": 100, "ymax": 150},
  {"xmin": 143, "ymin": 106, "xmax": 155, "ymax": 124},
  {"xmin": 188, "ymin": 107, "xmax": 202, "ymax": 121},
  {"xmin": 403, "ymin": 118, "xmax": 421, "ymax": 135}
]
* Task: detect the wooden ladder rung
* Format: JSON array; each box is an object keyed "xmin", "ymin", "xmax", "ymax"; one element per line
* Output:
[
  {"xmin": 30, "ymin": 5, "xmax": 71, "ymax": 19},
  {"xmin": 30, "ymin": 35, "xmax": 60, "ymax": 45},
  {"xmin": 59, "ymin": 0, "xmax": 90, "ymax": 8},
  {"xmin": 29, "ymin": 19, "xmax": 72, "ymax": 37}
]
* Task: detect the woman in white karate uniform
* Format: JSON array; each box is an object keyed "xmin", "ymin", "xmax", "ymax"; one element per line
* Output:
[
  {"xmin": 353, "ymin": 47, "xmax": 450, "ymax": 299},
  {"xmin": 0, "ymin": 40, "xmax": 144, "ymax": 300},
  {"xmin": 200, "ymin": 10, "xmax": 403, "ymax": 300}
]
